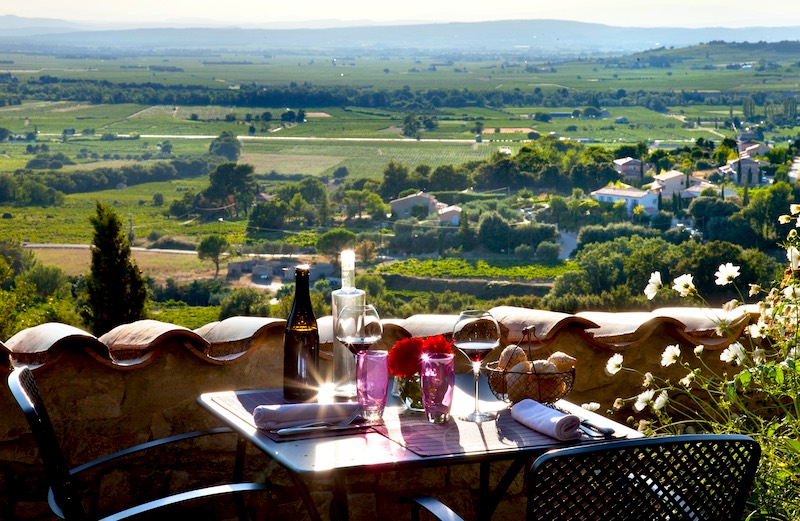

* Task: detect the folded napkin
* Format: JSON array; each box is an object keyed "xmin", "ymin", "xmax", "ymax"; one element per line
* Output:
[
  {"xmin": 510, "ymin": 399, "xmax": 581, "ymax": 440},
  {"xmin": 253, "ymin": 402, "xmax": 360, "ymax": 430}
]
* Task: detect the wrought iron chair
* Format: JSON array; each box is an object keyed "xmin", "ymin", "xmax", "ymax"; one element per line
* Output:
[
  {"xmin": 8, "ymin": 366, "xmax": 271, "ymax": 521},
  {"xmin": 404, "ymin": 434, "xmax": 761, "ymax": 521}
]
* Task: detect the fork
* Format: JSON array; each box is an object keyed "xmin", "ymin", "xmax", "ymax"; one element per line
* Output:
[{"xmin": 275, "ymin": 409, "xmax": 362, "ymax": 436}]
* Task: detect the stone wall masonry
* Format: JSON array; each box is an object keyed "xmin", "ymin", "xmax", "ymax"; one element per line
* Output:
[{"xmin": 0, "ymin": 306, "xmax": 754, "ymax": 520}]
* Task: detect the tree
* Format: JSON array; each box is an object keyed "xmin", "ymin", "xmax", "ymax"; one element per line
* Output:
[
  {"xmin": 249, "ymin": 200, "xmax": 287, "ymax": 232},
  {"xmin": 18, "ymin": 264, "xmax": 69, "ymax": 300},
  {"xmin": 380, "ymin": 161, "xmax": 411, "ymax": 199},
  {"xmin": 402, "ymin": 114, "xmax": 421, "ymax": 138},
  {"xmin": 205, "ymin": 162, "xmax": 256, "ymax": 218},
  {"xmin": 81, "ymin": 202, "xmax": 147, "ymax": 336},
  {"xmin": 152, "ymin": 193, "xmax": 164, "ymax": 206},
  {"xmin": 478, "ymin": 212, "xmax": 510, "ymax": 253},
  {"xmin": 355, "ymin": 240, "xmax": 378, "ymax": 264},
  {"xmin": 208, "ymin": 131, "xmax": 241, "ymax": 161},
  {"xmin": 342, "ymin": 190, "xmax": 369, "ymax": 219},
  {"xmin": 429, "ymin": 165, "xmax": 469, "ymax": 192},
  {"xmin": 197, "ymin": 235, "xmax": 229, "ymax": 278},
  {"xmin": 316, "ymin": 229, "xmax": 357, "ymax": 257},
  {"xmin": 219, "ymin": 287, "xmax": 271, "ymax": 319}
]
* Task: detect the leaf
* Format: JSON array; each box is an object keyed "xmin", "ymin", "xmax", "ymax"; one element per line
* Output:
[
  {"xmin": 775, "ymin": 365, "xmax": 785, "ymax": 385},
  {"xmin": 784, "ymin": 439, "xmax": 800, "ymax": 455},
  {"xmin": 738, "ymin": 370, "xmax": 751, "ymax": 387}
]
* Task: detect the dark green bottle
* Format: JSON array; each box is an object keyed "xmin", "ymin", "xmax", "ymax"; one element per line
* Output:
[{"xmin": 283, "ymin": 265, "xmax": 320, "ymax": 401}]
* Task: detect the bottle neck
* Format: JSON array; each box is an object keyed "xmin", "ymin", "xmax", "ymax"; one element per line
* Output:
[
  {"xmin": 341, "ymin": 265, "xmax": 355, "ymax": 290},
  {"xmin": 294, "ymin": 268, "xmax": 311, "ymax": 302}
]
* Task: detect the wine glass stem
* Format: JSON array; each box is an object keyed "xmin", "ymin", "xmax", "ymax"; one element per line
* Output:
[{"xmin": 472, "ymin": 362, "xmax": 481, "ymax": 415}]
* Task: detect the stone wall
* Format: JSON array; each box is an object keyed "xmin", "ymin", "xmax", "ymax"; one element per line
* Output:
[{"xmin": 0, "ymin": 306, "xmax": 753, "ymax": 520}]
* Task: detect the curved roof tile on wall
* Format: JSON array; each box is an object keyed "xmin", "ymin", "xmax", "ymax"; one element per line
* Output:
[{"xmin": 0, "ymin": 306, "xmax": 754, "ymax": 373}]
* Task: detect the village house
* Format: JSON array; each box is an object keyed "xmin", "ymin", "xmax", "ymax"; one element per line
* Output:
[
  {"xmin": 718, "ymin": 155, "xmax": 768, "ymax": 186},
  {"xmin": 590, "ymin": 184, "xmax": 659, "ymax": 215},
  {"xmin": 680, "ymin": 181, "xmax": 736, "ymax": 200},
  {"xmin": 646, "ymin": 169, "xmax": 706, "ymax": 198},
  {"xmin": 612, "ymin": 157, "xmax": 653, "ymax": 180},
  {"xmin": 227, "ymin": 258, "xmax": 333, "ymax": 283},
  {"xmin": 438, "ymin": 205, "xmax": 462, "ymax": 225},
  {"xmin": 389, "ymin": 191, "xmax": 443, "ymax": 219},
  {"xmin": 738, "ymin": 141, "xmax": 770, "ymax": 157}
]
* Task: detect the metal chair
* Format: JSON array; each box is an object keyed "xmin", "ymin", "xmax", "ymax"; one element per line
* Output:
[
  {"xmin": 8, "ymin": 366, "xmax": 271, "ymax": 521},
  {"xmin": 404, "ymin": 434, "xmax": 761, "ymax": 521}
]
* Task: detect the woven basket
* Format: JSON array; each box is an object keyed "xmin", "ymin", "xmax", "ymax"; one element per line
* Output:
[
  {"xmin": 484, "ymin": 323, "xmax": 574, "ymax": 404},
  {"xmin": 485, "ymin": 362, "xmax": 574, "ymax": 404}
]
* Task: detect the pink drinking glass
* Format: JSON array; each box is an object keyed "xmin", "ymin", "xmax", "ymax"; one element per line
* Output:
[
  {"xmin": 356, "ymin": 350, "xmax": 389, "ymax": 421},
  {"xmin": 421, "ymin": 352, "xmax": 455, "ymax": 424}
]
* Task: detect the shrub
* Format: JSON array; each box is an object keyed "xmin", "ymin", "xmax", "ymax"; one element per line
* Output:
[{"xmin": 607, "ymin": 210, "xmax": 800, "ymax": 519}]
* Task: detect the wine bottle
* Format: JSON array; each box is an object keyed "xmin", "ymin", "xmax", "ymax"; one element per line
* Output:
[
  {"xmin": 283, "ymin": 264, "xmax": 320, "ymax": 402},
  {"xmin": 331, "ymin": 250, "xmax": 365, "ymax": 398}
]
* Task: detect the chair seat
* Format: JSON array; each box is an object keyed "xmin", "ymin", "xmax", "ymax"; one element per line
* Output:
[
  {"xmin": 401, "ymin": 434, "xmax": 760, "ymax": 521},
  {"xmin": 8, "ymin": 366, "xmax": 271, "ymax": 520}
]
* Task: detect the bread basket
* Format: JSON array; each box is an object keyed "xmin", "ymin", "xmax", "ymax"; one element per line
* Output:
[{"xmin": 484, "ymin": 325, "xmax": 574, "ymax": 404}]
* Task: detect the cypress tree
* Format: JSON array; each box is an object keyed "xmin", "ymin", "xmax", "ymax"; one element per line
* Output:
[{"xmin": 81, "ymin": 202, "xmax": 147, "ymax": 335}]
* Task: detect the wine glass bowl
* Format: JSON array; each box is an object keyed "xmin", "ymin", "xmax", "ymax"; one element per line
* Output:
[
  {"xmin": 453, "ymin": 310, "xmax": 500, "ymax": 422},
  {"xmin": 335, "ymin": 304, "xmax": 383, "ymax": 356}
]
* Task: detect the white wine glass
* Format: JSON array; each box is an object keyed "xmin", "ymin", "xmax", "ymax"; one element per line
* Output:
[
  {"xmin": 453, "ymin": 310, "xmax": 500, "ymax": 422},
  {"xmin": 335, "ymin": 304, "xmax": 383, "ymax": 365}
]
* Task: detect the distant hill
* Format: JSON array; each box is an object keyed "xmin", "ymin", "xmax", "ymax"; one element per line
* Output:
[
  {"xmin": 1, "ymin": 16, "xmax": 799, "ymax": 56},
  {"xmin": 0, "ymin": 14, "xmax": 86, "ymax": 37}
]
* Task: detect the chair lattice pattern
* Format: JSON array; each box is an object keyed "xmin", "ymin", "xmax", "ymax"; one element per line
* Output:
[{"xmin": 526, "ymin": 435, "xmax": 760, "ymax": 521}]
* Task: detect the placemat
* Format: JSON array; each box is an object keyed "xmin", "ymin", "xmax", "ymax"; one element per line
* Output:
[
  {"xmin": 210, "ymin": 390, "xmax": 375, "ymax": 442},
  {"xmin": 372, "ymin": 408, "xmax": 562, "ymax": 457}
]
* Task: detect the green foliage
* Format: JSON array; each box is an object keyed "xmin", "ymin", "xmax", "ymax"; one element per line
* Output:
[
  {"xmin": 205, "ymin": 162, "xmax": 256, "ymax": 218},
  {"xmin": 376, "ymin": 257, "xmax": 575, "ymax": 280},
  {"xmin": 81, "ymin": 201, "xmax": 147, "ymax": 335},
  {"xmin": 208, "ymin": 130, "xmax": 241, "ymax": 162},
  {"xmin": 197, "ymin": 234, "xmax": 229, "ymax": 278},
  {"xmin": 218, "ymin": 287, "xmax": 271, "ymax": 319},
  {"xmin": 608, "ymin": 222, "xmax": 800, "ymax": 518},
  {"xmin": 478, "ymin": 212, "xmax": 510, "ymax": 253},
  {"xmin": 248, "ymin": 200, "xmax": 288, "ymax": 233},
  {"xmin": 17, "ymin": 264, "xmax": 70, "ymax": 300},
  {"xmin": 152, "ymin": 305, "xmax": 221, "ymax": 329},
  {"xmin": 316, "ymin": 229, "xmax": 357, "ymax": 257},
  {"xmin": 534, "ymin": 241, "xmax": 561, "ymax": 262},
  {"xmin": 576, "ymin": 223, "xmax": 660, "ymax": 250}
]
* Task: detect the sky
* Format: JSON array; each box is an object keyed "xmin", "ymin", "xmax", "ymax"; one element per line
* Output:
[{"xmin": 4, "ymin": 0, "xmax": 800, "ymax": 29}]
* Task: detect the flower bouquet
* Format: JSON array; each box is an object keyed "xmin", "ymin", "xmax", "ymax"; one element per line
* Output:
[{"xmin": 388, "ymin": 335, "xmax": 453, "ymax": 411}]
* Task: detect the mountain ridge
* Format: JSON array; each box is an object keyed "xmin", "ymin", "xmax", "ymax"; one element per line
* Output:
[{"xmin": 1, "ymin": 16, "xmax": 799, "ymax": 56}]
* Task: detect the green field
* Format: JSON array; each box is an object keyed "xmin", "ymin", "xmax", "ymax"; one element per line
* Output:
[
  {"xmin": 0, "ymin": 177, "xmax": 231, "ymax": 244},
  {"xmin": 4, "ymin": 46, "xmax": 800, "ymax": 93}
]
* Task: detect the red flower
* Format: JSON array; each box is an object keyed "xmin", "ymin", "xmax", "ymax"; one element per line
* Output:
[{"xmin": 388, "ymin": 335, "xmax": 453, "ymax": 378}]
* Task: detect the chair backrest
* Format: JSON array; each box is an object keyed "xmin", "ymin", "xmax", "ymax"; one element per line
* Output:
[
  {"xmin": 8, "ymin": 367, "xmax": 89, "ymax": 520},
  {"xmin": 526, "ymin": 434, "xmax": 760, "ymax": 521}
]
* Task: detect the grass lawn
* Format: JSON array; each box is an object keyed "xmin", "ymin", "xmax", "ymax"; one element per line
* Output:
[{"xmin": 29, "ymin": 246, "xmax": 218, "ymax": 285}]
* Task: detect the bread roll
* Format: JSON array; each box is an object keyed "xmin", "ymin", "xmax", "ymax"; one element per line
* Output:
[
  {"xmin": 507, "ymin": 361, "xmax": 532, "ymax": 402},
  {"xmin": 498, "ymin": 344, "xmax": 528, "ymax": 370},
  {"xmin": 547, "ymin": 351, "xmax": 577, "ymax": 371}
]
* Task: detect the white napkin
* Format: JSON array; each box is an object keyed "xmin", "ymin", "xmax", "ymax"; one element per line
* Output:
[
  {"xmin": 510, "ymin": 399, "xmax": 581, "ymax": 440},
  {"xmin": 252, "ymin": 402, "xmax": 360, "ymax": 430}
]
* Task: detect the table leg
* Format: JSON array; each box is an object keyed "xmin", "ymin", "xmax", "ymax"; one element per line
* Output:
[
  {"xmin": 482, "ymin": 458, "xmax": 527, "ymax": 518},
  {"xmin": 332, "ymin": 473, "xmax": 349, "ymax": 521},
  {"xmin": 234, "ymin": 436, "xmax": 248, "ymax": 521},
  {"xmin": 286, "ymin": 470, "xmax": 324, "ymax": 521},
  {"xmin": 479, "ymin": 461, "xmax": 490, "ymax": 519}
]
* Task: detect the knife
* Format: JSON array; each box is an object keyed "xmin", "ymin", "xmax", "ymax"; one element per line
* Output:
[
  {"xmin": 275, "ymin": 421, "xmax": 374, "ymax": 436},
  {"xmin": 580, "ymin": 419, "xmax": 615, "ymax": 436}
]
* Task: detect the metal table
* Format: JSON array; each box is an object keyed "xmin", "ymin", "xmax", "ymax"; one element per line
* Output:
[{"xmin": 198, "ymin": 376, "xmax": 640, "ymax": 520}]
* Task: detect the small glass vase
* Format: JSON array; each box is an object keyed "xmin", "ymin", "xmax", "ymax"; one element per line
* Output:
[{"xmin": 395, "ymin": 374, "xmax": 425, "ymax": 412}]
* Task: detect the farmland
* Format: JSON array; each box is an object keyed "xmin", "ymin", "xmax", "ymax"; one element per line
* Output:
[{"xmin": 2, "ymin": 40, "xmax": 800, "ymax": 246}]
